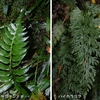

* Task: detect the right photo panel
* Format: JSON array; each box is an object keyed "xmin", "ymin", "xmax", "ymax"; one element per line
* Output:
[{"xmin": 52, "ymin": 0, "xmax": 100, "ymax": 100}]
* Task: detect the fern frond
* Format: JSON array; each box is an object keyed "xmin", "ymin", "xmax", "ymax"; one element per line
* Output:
[
  {"xmin": 0, "ymin": 12, "xmax": 30, "ymax": 95},
  {"xmin": 53, "ymin": 20, "xmax": 66, "ymax": 47},
  {"xmin": 69, "ymin": 2, "xmax": 100, "ymax": 98}
]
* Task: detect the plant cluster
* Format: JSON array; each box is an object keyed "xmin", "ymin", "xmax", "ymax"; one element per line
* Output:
[
  {"xmin": 0, "ymin": 0, "xmax": 50, "ymax": 99},
  {"xmin": 53, "ymin": 0, "xmax": 100, "ymax": 100}
]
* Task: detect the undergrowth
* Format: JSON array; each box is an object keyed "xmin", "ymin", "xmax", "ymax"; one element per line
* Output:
[
  {"xmin": 53, "ymin": 0, "xmax": 100, "ymax": 100},
  {"xmin": 0, "ymin": 0, "xmax": 50, "ymax": 99}
]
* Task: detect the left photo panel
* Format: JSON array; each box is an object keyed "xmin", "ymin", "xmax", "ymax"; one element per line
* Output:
[{"xmin": 0, "ymin": 0, "xmax": 50, "ymax": 99}]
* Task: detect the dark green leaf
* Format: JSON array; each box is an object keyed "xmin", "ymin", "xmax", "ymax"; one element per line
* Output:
[
  {"xmin": 15, "ymin": 82, "xmax": 29, "ymax": 96},
  {"xmin": 12, "ymin": 61, "xmax": 21, "ymax": 68},
  {"xmin": 14, "ymin": 36, "xmax": 28, "ymax": 44},
  {"xmin": 27, "ymin": 0, "xmax": 42, "ymax": 14},
  {"xmin": 7, "ymin": 26, "xmax": 15, "ymax": 35},
  {"xmin": 37, "ymin": 78, "xmax": 50, "ymax": 91},
  {"xmin": 12, "ymin": 47, "xmax": 27, "ymax": 55},
  {"xmin": 0, "ymin": 70, "xmax": 10, "ymax": 76},
  {"xmin": 0, "ymin": 55, "xmax": 9, "ymax": 64},
  {"xmin": 2, "ymin": 32, "xmax": 12, "ymax": 45},
  {"xmin": 12, "ymin": 54, "xmax": 25, "ymax": 62},
  {"xmin": 0, "ymin": 48, "xmax": 10, "ymax": 57},
  {"xmin": 0, "ymin": 76, "xmax": 12, "ymax": 82},
  {"xmin": 46, "ymin": 17, "xmax": 50, "ymax": 32},
  {"xmin": 26, "ymin": 82, "xmax": 37, "ymax": 92},
  {"xmin": 13, "ymin": 65, "xmax": 30, "ymax": 75},
  {"xmin": 5, "ymin": 28, "xmax": 13, "ymax": 40},
  {"xmin": 0, "ymin": 80, "xmax": 13, "ymax": 93},
  {"xmin": 13, "ymin": 42, "xmax": 26, "ymax": 49},
  {"xmin": 15, "ymin": 74, "xmax": 30, "ymax": 83},
  {"xmin": 0, "ymin": 63, "xmax": 9, "ymax": 70},
  {"xmin": 0, "ymin": 40, "xmax": 10, "ymax": 51}
]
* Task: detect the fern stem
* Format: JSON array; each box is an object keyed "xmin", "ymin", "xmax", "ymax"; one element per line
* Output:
[
  {"xmin": 9, "ymin": 36, "xmax": 15, "ymax": 72},
  {"xmin": 34, "ymin": 65, "xmax": 38, "ymax": 85}
]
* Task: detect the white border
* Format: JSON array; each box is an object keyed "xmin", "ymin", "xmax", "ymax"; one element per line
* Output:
[{"xmin": 50, "ymin": 0, "xmax": 52, "ymax": 100}]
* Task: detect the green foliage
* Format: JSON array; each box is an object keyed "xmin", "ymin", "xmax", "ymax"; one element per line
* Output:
[
  {"xmin": 0, "ymin": 0, "xmax": 50, "ymax": 99},
  {"xmin": 53, "ymin": 20, "xmax": 66, "ymax": 47},
  {"xmin": 0, "ymin": 0, "xmax": 48, "ymax": 99},
  {"xmin": 0, "ymin": 0, "xmax": 29, "ymax": 23},
  {"xmin": 0, "ymin": 11, "xmax": 30, "ymax": 96},
  {"xmin": 52, "ymin": 35, "xmax": 74, "ymax": 93},
  {"xmin": 69, "ymin": 2, "xmax": 100, "ymax": 98},
  {"xmin": 53, "ymin": 1, "xmax": 100, "ymax": 100},
  {"xmin": 61, "ymin": 0, "xmax": 77, "ymax": 9}
]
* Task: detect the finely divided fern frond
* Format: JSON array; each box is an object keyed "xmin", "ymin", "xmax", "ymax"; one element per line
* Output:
[
  {"xmin": 69, "ymin": 2, "xmax": 100, "ymax": 99},
  {"xmin": 53, "ymin": 20, "xmax": 66, "ymax": 47},
  {"xmin": 54, "ymin": 2, "xmax": 100, "ymax": 100},
  {"xmin": 0, "ymin": 11, "xmax": 30, "ymax": 96}
]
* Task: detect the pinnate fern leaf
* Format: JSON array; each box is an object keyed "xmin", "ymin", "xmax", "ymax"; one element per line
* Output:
[{"xmin": 0, "ymin": 13, "xmax": 30, "ymax": 95}]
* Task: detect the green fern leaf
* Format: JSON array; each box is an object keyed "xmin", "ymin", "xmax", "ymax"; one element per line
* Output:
[
  {"xmin": 0, "ymin": 80, "xmax": 14, "ymax": 93},
  {"xmin": 69, "ymin": 2, "xmax": 100, "ymax": 96},
  {"xmin": 0, "ymin": 63, "xmax": 9, "ymax": 70},
  {"xmin": 0, "ymin": 11, "xmax": 30, "ymax": 95},
  {"xmin": 15, "ymin": 74, "xmax": 30, "ymax": 83},
  {"xmin": 0, "ymin": 48, "xmax": 10, "ymax": 57},
  {"xmin": 0, "ymin": 70, "xmax": 10, "ymax": 76},
  {"xmin": 12, "ymin": 65, "xmax": 30, "ymax": 76},
  {"xmin": 15, "ymin": 82, "xmax": 29, "ymax": 96}
]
